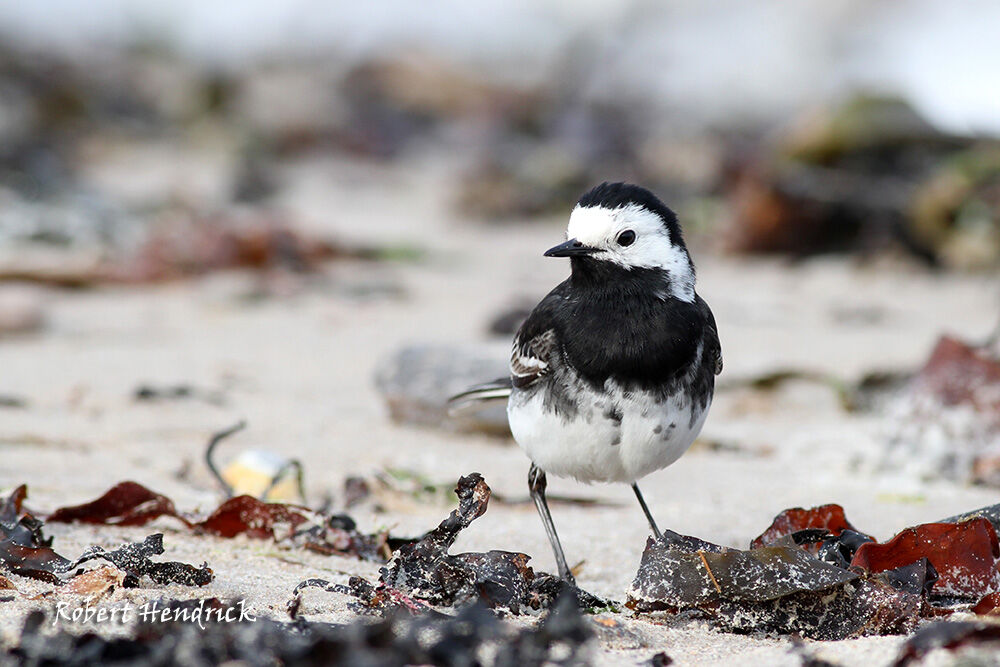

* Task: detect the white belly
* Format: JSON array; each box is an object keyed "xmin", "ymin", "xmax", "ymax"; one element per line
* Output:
[{"xmin": 507, "ymin": 381, "xmax": 709, "ymax": 484}]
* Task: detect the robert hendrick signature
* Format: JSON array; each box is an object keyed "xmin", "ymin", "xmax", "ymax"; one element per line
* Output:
[{"xmin": 54, "ymin": 599, "xmax": 255, "ymax": 630}]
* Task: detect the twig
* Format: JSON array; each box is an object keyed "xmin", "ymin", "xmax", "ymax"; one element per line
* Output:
[
  {"xmin": 204, "ymin": 420, "xmax": 247, "ymax": 498},
  {"xmin": 698, "ymin": 550, "xmax": 722, "ymax": 594}
]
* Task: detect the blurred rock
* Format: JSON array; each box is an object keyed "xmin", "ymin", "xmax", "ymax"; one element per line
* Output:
[
  {"xmin": 487, "ymin": 300, "xmax": 535, "ymax": 336},
  {"xmin": 374, "ymin": 344, "xmax": 511, "ymax": 436},
  {"xmin": 0, "ymin": 286, "xmax": 45, "ymax": 337}
]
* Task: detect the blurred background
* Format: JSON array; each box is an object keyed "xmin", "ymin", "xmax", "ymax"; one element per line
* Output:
[
  {"xmin": 2, "ymin": 0, "xmax": 1000, "ymax": 266},
  {"xmin": 1, "ymin": 0, "xmax": 999, "ymax": 584}
]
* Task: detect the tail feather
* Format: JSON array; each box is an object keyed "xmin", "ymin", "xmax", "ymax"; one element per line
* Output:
[{"xmin": 447, "ymin": 377, "xmax": 512, "ymax": 415}]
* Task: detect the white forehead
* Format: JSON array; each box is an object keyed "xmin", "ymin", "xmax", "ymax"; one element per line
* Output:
[{"xmin": 567, "ymin": 203, "xmax": 668, "ymax": 246}]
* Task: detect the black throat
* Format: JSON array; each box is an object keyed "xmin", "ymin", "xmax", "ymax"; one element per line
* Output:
[
  {"xmin": 569, "ymin": 257, "xmax": 672, "ymax": 296},
  {"xmin": 557, "ymin": 259, "xmax": 705, "ymax": 390}
]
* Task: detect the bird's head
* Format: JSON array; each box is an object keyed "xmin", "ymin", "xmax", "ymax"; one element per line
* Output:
[{"xmin": 544, "ymin": 182, "xmax": 695, "ymax": 301}]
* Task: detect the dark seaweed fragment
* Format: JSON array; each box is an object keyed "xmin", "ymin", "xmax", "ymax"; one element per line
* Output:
[
  {"xmin": 816, "ymin": 529, "xmax": 875, "ymax": 569},
  {"xmin": 751, "ymin": 504, "xmax": 865, "ymax": 551},
  {"xmin": 297, "ymin": 474, "xmax": 605, "ymax": 616},
  {"xmin": 69, "ymin": 533, "xmax": 213, "ymax": 587},
  {"xmin": 379, "ymin": 473, "xmax": 604, "ymax": 613},
  {"xmin": 6, "ymin": 591, "xmax": 592, "ymax": 667},
  {"xmin": 0, "ymin": 526, "xmax": 71, "ymax": 583},
  {"xmin": 941, "ymin": 502, "xmax": 1000, "ymax": 534},
  {"xmin": 891, "ymin": 621, "xmax": 1000, "ymax": 667},
  {"xmin": 627, "ymin": 531, "xmax": 921, "ymax": 639},
  {"xmin": 0, "ymin": 485, "xmax": 70, "ymax": 582},
  {"xmin": 879, "ymin": 558, "xmax": 938, "ymax": 598}
]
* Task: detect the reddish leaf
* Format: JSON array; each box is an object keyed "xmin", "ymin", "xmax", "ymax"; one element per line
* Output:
[
  {"xmin": 0, "ymin": 539, "xmax": 71, "ymax": 583},
  {"xmin": 47, "ymin": 481, "xmax": 188, "ymax": 528},
  {"xmin": 751, "ymin": 504, "xmax": 860, "ymax": 549},
  {"xmin": 972, "ymin": 591, "xmax": 1000, "ymax": 616},
  {"xmin": 851, "ymin": 519, "xmax": 1000, "ymax": 598},
  {"xmin": 195, "ymin": 495, "xmax": 310, "ymax": 539}
]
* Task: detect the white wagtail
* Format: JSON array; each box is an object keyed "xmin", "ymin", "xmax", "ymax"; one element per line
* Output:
[{"xmin": 454, "ymin": 182, "xmax": 722, "ymax": 584}]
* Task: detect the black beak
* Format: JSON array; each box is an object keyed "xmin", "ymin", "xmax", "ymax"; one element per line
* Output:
[{"xmin": 544, "ymin": 238, "xmax": 595, "ymax": 258}]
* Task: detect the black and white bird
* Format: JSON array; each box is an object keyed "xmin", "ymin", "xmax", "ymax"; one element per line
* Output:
[{"xmin": 453, "ymin": 182, "xmax": 721, "ymax": 584}]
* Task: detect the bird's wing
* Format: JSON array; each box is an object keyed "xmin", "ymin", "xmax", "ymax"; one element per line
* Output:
[
  {"xmin": 712, "ymin": 335, "xmax": 723, "ymax": 375},
  {"xmin": 701, "ymin": 298, "xmax": 723, "ymax": 376},
  {"xmin": 511, "ymin": 328, "xmax": 557, "ymax": 389}
]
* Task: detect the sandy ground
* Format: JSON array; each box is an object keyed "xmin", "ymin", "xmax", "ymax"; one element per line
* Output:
[{"xmin": 1, "ymin": 154, "xmax": 999, "ymax": 665}]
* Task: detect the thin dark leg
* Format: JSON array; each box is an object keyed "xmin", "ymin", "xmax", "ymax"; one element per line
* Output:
[
  {"xmin": 632, "ymin": 483, "xmax": 663, "ymax": 540},
  {"xmin": 528, "ymin": 464, "xmax": 575, "ymax": 584}
]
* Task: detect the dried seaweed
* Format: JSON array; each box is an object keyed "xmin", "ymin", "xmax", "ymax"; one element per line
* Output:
[
  {"xmin": 750, "ymin": 504, "xmax": 867, "ymax": 551},
  {"xmin": 5, "ymin": 593, "xmax": 591, "ymax": 667},
  {"xmin": 47, "ymin": 481, "xmax": 189, "ymax": 528},
  {"xmin": 891, "ymin": 620, "xmax": 1000, "ymax": 667},
  {"xmin": 850, "ymin": 518, "xmax": 1000, "ymax": 599},
  {"xmin": 628, "ymin": 494, "xmax": 1000, "ymax": 638},
  {"xmin": 195, "ymin": 495, "xmax": 310, "ymax": 539},
  {"xmin": 294, "ymin": 475, "xmax": 604, "ymax": 617},
  {"xmin": 0, "ymin": 217, "xmax": 371, "ymax": 288},
  {"xmin": 0, "ymin": 485, "xmax": 70, "ymax": 583},
  {"xmin": 380, "ymin": 473, "xmax": 604, "ymax": 614},
  {"xmin": 293, "ymin": 514, "xmax": 403, "ymax": 562},
  {"xmin": 2, "ymin": 485, "xmax": 210, "ymax": 588},
  {"xmin": 68, "ymin": 534, "xmax": 213, "ymax": 587},
  {"xmin": 630, "ymin": 530, "xmax": 859, "ymax": 608},
  {"xmin": 0, "ymin": 522, "xmax": 71, "ymax": 583},
  {"xmin": 627, "ymin": 530, "xmax": 922, "ymax": 639},
  {"xmin": 972, "ymin": 591, "xmax": 1000, "ymax": 616},
  {"xmin": 0, "ymin": 485, "xmax": 28, "ymax": 526},
  {"xmin": 941, "ymin": 501, "xmax": 1000, "ymax": 533},
  {"xmin": 133, "ymin": 384, "xmax": 225, "ymax": 406},
  {"xmin": 291, "ymin": 576, "xmax": 436, "ymax": 617},
  {"xmin": 43, "ymin": 480, "xmax": 404, "ymax": 562}
]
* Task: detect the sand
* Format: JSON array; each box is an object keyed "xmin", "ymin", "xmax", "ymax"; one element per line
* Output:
[{"xmin": 1, "ymin": 153, "xmax": 998, "ymax": 665}]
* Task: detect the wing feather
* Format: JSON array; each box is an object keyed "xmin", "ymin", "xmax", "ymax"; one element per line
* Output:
[{"xmin": 511, "ymin": 329, "xmax": 557, "ymax": 389}]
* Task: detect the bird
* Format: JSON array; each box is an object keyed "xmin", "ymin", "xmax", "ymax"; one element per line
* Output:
[{"xmin": 452, "ymin": 182, "xmax": 722, "ymax": 584}]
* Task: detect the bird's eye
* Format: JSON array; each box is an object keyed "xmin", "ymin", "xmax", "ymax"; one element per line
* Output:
[{"xmin": 616, "ymin": 230, "xmax": 636, "ymax": 247}]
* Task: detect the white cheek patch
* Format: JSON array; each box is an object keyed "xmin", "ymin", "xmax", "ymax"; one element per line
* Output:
[{"xmin": 566, "ymin": 203, "xmax": 695, "ymax": 302}]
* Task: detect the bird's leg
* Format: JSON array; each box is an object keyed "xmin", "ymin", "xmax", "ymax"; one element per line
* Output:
[
  {"xmin": 528, "ymin": 463, "xmax": 575, "ymax": 584},
  {"xmin": 632, "ymin": 483, "xmax": 664, "ymax": 541}
]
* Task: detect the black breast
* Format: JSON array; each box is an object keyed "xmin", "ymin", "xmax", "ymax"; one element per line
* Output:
[{"xmin": 518, "ymin": 263, "xmax": 719, "ymax": 394}]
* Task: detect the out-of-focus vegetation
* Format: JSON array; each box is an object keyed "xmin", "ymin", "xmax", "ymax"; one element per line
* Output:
[{"xmin": 1, "ymin": 42, "xmax": 998, "ymax": 278}]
